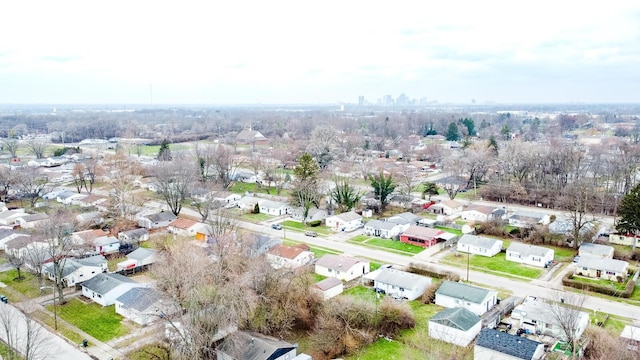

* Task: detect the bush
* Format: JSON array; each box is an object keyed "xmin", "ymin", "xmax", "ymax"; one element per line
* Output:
[
  {"xmin": 377, "ymin": 297, "xmax": 416, "ymax": 337},
  {"xmin": 253, "ymin": 203, "xmax": 260, "ymax": 214},
  {"xmin": 562, "ymin": 273, "xmax": 636, "ymax": 298},
  {"xmin": 421, "ymin": 281, "xmax": 442, "ymax": 304},
  {"xmin": 407, "ymin": 262, "xmax": 460, "ymax": 281},
  {"xmin": 308, "ymin": 220, "xmax": 322, "ymax": 227}
]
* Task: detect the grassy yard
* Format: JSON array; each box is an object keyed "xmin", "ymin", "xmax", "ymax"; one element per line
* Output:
[
  {"xmin": 239, "ymin": 212, "xmax": 273, "ymax": 222},
  {"xmin": 50, "ymin": 298, "xmax": 129, "ymax": 342},
  {"xmin": 281, "ymin": 220, "xmax": 331, "ymax": 235},
  {"xmin": 434, "ymin": 226, "xmax": 463, "ymax": 236},
  {"xmin": 364, "ymin": 238, "xmax": 425, "ymax": 255},
  {"xmin": 443, "ymin": 252, "xmax": 544, "ymax": 279},
  {"xmin": 229, "ymin": 182, "xmax": 257, "ymax": 194},
  {"xmin": 571, "ymin": 275, "xmax": 629, "ymax": 291},
  {"xmin": 31, "ymin": 309, "xmax": 85, "ymax": 344},
  {"xmin": 350, "ymin": 234, "xmax": 372, "ymax": 243},
  {"xmin": 553, "ymin": 246, "xmax": 577, "ymax": 262},
  {"xmin": 0, "ymin": 269, "xmax": 42, "ymax": 298}
]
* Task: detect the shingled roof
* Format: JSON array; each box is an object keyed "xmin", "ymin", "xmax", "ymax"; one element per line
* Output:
[
  {"xmin": 430, "ymin": 307, "xmax": 480, "ymax": 331},
  {"xmin": 476, "ymin": 328, "xmax": 542, "ymax": 360}
]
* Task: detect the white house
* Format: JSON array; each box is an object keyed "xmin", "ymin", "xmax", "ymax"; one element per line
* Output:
[
  {"xmin": 216, "ymin": 331, "xmax": 310, "ymax": 360},
  {"xmin": 386, "ymin": 212, "xmax": 422, "ymax": 226},
  {"xmin": 290, "ymin": 207, "xmax": 328, "ymax": 223},
  {"xmin": 435, "ymin": 281, "xmax": 498, "ymax": 316},
  {"xmin": 325, "ymin": 211, "xmax": 363, "ymax": 232},
  {"xmin": 75, "ymin": 211, "xmax": 104, "ymax": 226},
  {"xmin": 0, "ymin": 209, "xmax": 26, "ymax": 226},
  {"xmin": 117, "ymin": 248, "xmax": 157, "ymax": 271},
  {"xmin": 574, "ymin": 257, "xmax": 629, "ymax": 281},
  {"xmin": 258, "ymin": 200, "xmax": 292, "ymax": 216},
  {"xmin": 373, "ymin": 268, "xmax": 432, "ymax": 301},
  {"xmin": 312, "ymin": 277, "xmax": 344, "ymax": 300},
  {"xmin": 508, "ymin": 210, "xmax": 550, "ymax": 228},
  {"xmin": 115, "ymin": 287, "xmax": 177, "ymax": 326},
  {"xmin": 266, "ymin": 244, "xmax": 314, "ymax": 269},
  {"xmin": 14, "ymin": 213, "xmax": 49, "ymax": 229},
  {"xmin": 363, "ymin": 219, "xmax": 404, "ymax": 239},
  {"xmin": 475, "ymin": 328, "xmax": 546, "ymax": 360},
  {"xmin": 428, "ymin": 307, "xmax": 481, "ymax": 347},
  {"xmin": 315, "ymin": 254, "xmax": 370, "ymax": 282},
  {"xmin": 56, "ymin": 191, "xmax": 87, "ymax": 205},
  {"xmin": 42, "ymin": 255, "xmax": 107, "ymax": 287},
  {"xmin": 92, "ymin": 236, "xmax": 120, "ymax": 255},
  {"xmin": 212, "ymin": 191, "xmax": 242, "ymax": 207},
  {"xmin": 118, "ymin": 228, "xmax": 149, "ymax": 245},
  {"xmin": 578, "ymin": 243, "xmax": 614, "ymax": 259},
  {"xmin": 459, "ymin": 204, "xmax": 497, "ymax": 223},
  {"xmin": 429, "ymin": 199, "xmax": 464, "ymax": 215},
  {"xmin": 609, "ymin": 233, "xmax": 640, "ymax": 248},
  {"xmin": 168, "ymin": 218, "xmax": 203, "ymax": 238},
  {"xmin": 506, "ymin": 242, "xmax": 554, "ymax": 268},
  {"xmin": 456, "ymin": 234, "xmax": 503, "ymax": 257},
  {"xmin": 0, "ymin": 229, "xmax": 28, "ymax": 250},
  {"xmin": 81, "ymin": 273, "xmax": 144, "ymax": 306},
  {"xmin": 237, "ymin": 196, "xmax": 261, "ymax": 212},
  {"xmin": 137, "ymin": 212, "xmax": 177, "ymax": 229},
  {"xmin": 511, "ymin": 296, "xmax": 589, "ymax": 342}
]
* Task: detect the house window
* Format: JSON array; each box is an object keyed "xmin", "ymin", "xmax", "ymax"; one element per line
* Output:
[
  {"xmin": 583, "ymin": 267, "xmax": 588, "ymax": 271},
  {"xmin": 328, "ymin": 269, "xmax": 332, "ymax": 273},
  {"xmin": 400, "ymin": 287, "xmax": 405, "ymax": 292},
  {"xmin": 606, "ymin": 271, "xmax": 615, "ymax": 275}
]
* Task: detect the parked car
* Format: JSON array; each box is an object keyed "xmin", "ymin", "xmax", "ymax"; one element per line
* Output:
[
  {"xmin": 304, "ymin": 231, "xmax": 318, "ymax": 237},
  {"xmin": 573, "ymin": 256, "xmax": 580, "ymax": 263},
  {"xmin": 271, "ymin": 223, "xmax": 283, "ymax": 230}
]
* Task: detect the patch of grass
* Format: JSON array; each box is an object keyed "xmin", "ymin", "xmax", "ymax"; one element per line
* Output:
[
  {"xmin": 629, "ymin": 285, "xmax": 640, "ymax": 301},
  {"xmin": 127, "ymin": 343, "xmax": 172, "ymax": 360},
  {"xmin": 281, "ymin": 220, "xmax": 331, "ymax": 235},
  {"xmin": 571, "ymin": 275, "xmax": 628, "ymax": 291},
  {"xmin": 347, "ymin": 337, "xmax": 404, "ymax": 360},
  {"xmin": 107, "ymin": 255, "xmax": 126, "ymax": 272},
  {"xmin": 32, "ymin": 310, "xmax": 85, "ymax": 344},
  {"xmin": 342, "ymin": 285, "xmax": 380, "ymax": 302},
  {"xmin": 240, "ymin": 212, "xmax": 273, "ymax": 222},
  {"xmin": 552, "ymin": 246, "xmax": 577, "ymax": 262},
  {"xmin": 0, "ymin": 269, "xmax": 41, "ymax": 298},
  {"xmin": 443, "ymin": 252, "xmax": 543, "ymax": 279},
  {"xmin": 369, "ymin": 262, "xmax": 382, "ymax": 271},
  {"xmin": 49, "ymin": 298, "xmax": 129, "ymax": 342},
  {"xmin": 310, "ymin": 273, "xmax": 326, "ymax": 283},
  {"xmin": 350, "ymin": 235, "xmax": 372, "ymax": 243},
  {"xmin": 365, "ymin": 238, "xmax": 425, "ymax": 255},
  {"xmin": 308, "ymin": 245, "xmax": 341, "ymax": 258},
  {"xmin": 434, "ymin": 226, "xmax": 463, "ymax": 236},
  {"xmin": 228, "ymin": 182, "xmax": 257, "ymax": 194}
]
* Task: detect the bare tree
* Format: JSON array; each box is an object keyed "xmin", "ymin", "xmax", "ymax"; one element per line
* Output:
[
  {"xmin": 153, "ymin": 158, "xmax": 195, "ymax": 216},
  {"xmin": 547, "ymin": 291, "xmax": 588, "ymax": 358},
  {"xmin": 5, "ymin": 252, "xmax": 25, "ymax": 280},
  {"xmin": 38, "ymin": 212, "xmax": 77, "ymax": 305},
  {"xmin": 25, "ymin": 139, "xmax": 48, "ymax": 159},
  {"xmin": 2, "ymin": 138, "xmax": 20, "ymax": 159},
  {"xmin": 71, "ymin": 163, "xmax": 86, "ymax": 193},
  {"xmin": 23, "ymin": 246, "xmax": 49, "ymax": 287},
  {"xmin": 204, "ymin": 144, "xmax": 239, "ymax": 189},
  {"xmin": 14, "ymin": 167, "xmax": 48, "ymax": 207},
  {"xmin": 557, "ymin": 180, "xmax": 598, "ymax": 249},
  {"xmin": 0, "ymin": 167, "xmax": 16, "ymax": 203},
  {"xmin": 107, "ymin": 155, "xmax": 144, "ymax": 220},
  {"xmin": 394, "ymin": 164, "xmax": 418, "ymax": 196},
  {"xmin": 83, "ymin": 159, "xmax": 103, "ymax": 194}
]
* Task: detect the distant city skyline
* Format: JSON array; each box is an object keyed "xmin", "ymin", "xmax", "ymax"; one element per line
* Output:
[{"xmin": 1, "ymin": 1, "xmax": 639, "ymax": 105}]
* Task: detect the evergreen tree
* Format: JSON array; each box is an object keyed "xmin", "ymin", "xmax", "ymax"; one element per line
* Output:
[
  {"xmin": 157, "ymin": 139, "xmax": 172, "ymax": 161},
  {"xmin": 616, "ymin": 182, "xmax": 640, "ymax": 251},
  {"xmin": 488, "ymin": 135, "xmax": 499, "ymax": 156},
  {"xmin": 446, "ymin": 122, "xmax": 460, "ymax": 141},
  {"xmin": 370, "ymin": 172, "xmax": 396, "ymax": 210},
  {"xmin": 421, "ymin": 181, "xmax": 439, "ymax": 200}
]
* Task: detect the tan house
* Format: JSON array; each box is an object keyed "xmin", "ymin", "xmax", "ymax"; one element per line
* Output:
[{"xmin": 574, "ymin": 256, "xmax": 629, "ymax": 281}]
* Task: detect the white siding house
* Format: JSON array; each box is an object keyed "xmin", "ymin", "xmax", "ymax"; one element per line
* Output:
[
  {"xmin": 115, "ymin": 287, "xmax": 177, "ymax": 326},
  {"xmin": 435, "ymin": 281, "xmax": 498, "ymax": 316},
  {"xmin": 363, "ymin": 219, "xmax": 404, "ymax": 239},
  {"xmin": 475, "ymin": 328, "xmax": 546, "ymax": 360},
  {"xmin": 456, "ymin": 234, "xmax": 502, "ymax": 257},
  {"xmin": 312, "ymin": 277, "xmax": 344, "ymax": 300},
  {"xmin": 373, "ymin": 268, "xmax": 431, "ymax": 301},
  {"xmin": 428, "ymin": 307, "xmax": 481, "ymax": 347},
  {"xmin": 506, "ymin": 242, "xmax": 554, "ymax": 268},
  {"xmin": 258, "ymin": 200, "xmax": 292, "ymax": 216},
  {"xmin": 315, "ymin": 254, "xmax": 369, "ymax": 281},
  {"xmin": 81, "ymin": 273, "xmax": 144, "ymax": 307},
  {"xmin": 325, "ymin": 211, "xmax": 363, "ymax": 232},
  {"xmin": 266, "ymin": 244, "xmax": 314, "ymax": 269}
]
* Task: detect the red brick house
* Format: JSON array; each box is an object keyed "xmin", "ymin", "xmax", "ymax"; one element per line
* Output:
[{"xmin": 400, "ymin": 225, "xmax": 446, "ymax": 248}]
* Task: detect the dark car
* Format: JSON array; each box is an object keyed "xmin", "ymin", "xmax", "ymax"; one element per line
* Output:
[{"xmin": 271, "ymin": 223, "xmax": 283, "ymax": 230}]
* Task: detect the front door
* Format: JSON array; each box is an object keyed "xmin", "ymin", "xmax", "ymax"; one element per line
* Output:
[{"xmin": 596, "ymin": 270, "xmax": 601, "ymax": 278}]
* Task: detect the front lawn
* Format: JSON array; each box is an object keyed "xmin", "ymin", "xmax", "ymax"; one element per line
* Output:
[
  {"xmin": 50, "ymin": 298, "xmax": 129, "ymax": 342},
  {"xmin": 350, "ymin": 235, "xmax": 372, "ymax": 243},
  {"xmin": 364, "ymin": 238, "xmax": 425, "ymax": 255},
  {"xmin": 281, "ymin": 220, "xmax": 331, "ymax": 235},
  {"xmin": 0, "ymin": 269, "xmax": 41, "ymax": 298},
  {"xmin": 571, "ymin": 275, "xmax": 628, "ymax": 291},
  {"xmin": 240, "ymin": 212, "xmax": 273, "ymax": 222},
  {"xmin": 553, "ymin": 246, "xmax": 577, "ymax": 262},
  {"xmin": 434, "ymin": 226, "xmax": 463, "ymax": 236},
  {"xmin": 443, "ymin": 252, "xmax": 543, "ymax": 279}
]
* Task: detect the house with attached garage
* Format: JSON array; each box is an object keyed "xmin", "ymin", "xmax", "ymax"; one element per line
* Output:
[
  {"xmin": 435, "ymin": 281, "xmax": 498, "ymax": 316},
  {"xmin": 459, "ymin": 204, "xmax": 498, "ymax": 223},
  {"xmin": 81, "ymin": 273, "xmax": 145, "ymax": 306},
  {"xmin": 115, "ymin": 287, "xmax": 178, "ymax": 326},
  {"xmin": 574, "ymin": 256, "xmax": 629, "ymax": 281},
  {"xmin": 508, "ymin": 210, "xmax": 550, "ymax": 228},
  {"xmin": 137, "ymin": 211, "xmax": 177, "ymax": 230},
  {"xmin": 506, "ymin": 242, "xmax": 554, "ymax": 268},
  {"xmin": 363, "ymin": 219, "xmax": 404, "ymax": 239},
  {"xmin": 428, "ymin": 307, "xmax": 482, "ymax": 347},
  {"xmin": 325, "ymin": 211, "xmax": 364, "ymax": 232},
  {"xmin": 578, "ymin": 242, "xmax": 614, "ymax": 259},
  {"xmin": 373, "ymin": 268, "xmax": 432, "ymax": 301},
  {"xmin": 315, "ymin": 254, "xmax": 370, "ymax": 282},
  {"xmin": 42, "ymin": 255, "xmax": 107, "ymax": 287},
  {"xmin": 266, "ymin": 244, "xmax": 314, "ymax": 269},
  {"xmin": 312, "ymin": 277, "xmax": 344, "ymax": 300},
  {"xmin": 474, "ymin": 328, "xmax": 546, "ymax": 360},
  {"xmin": 456, "ymin": 234, "xmax": 503, "ymax": 257}
]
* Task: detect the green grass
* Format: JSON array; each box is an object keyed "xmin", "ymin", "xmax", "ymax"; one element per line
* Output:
[
  {"xmin": 32, "ymin": 310, "xmax": 85, "ymax": 344},
  {"xmin": 240, "ymin": 212, "xmax": 273, "ymax": 222},
  {"xmin": 350, "ymin": 235, "xmax": 372, "ymax": 243},
  {"xmin": 443, "ymin": 252, "xmax": 543, "ymax": 279},
  {"xmin": 553, "ymin": 246, "xmax": 577, "ymax": 262},
  {"xmin": 308, "ymin": 245, "xmax": 341, "ymax": 258},
  {"xmin": 571, "ymin": 276, "xmax": 628, "ymax": 291},
  {"xmin": 229, "ymin": 182, "xmax": 258, "ymax": 194},
  {"xmin": 342, "ymin": 285, "xmax": 381, "ymax": 302},
  {"xmin": 50, "ymin": 298, "xmax": 129, "ymax": 342},
  {"xmin": 281, "ymin": 220, "xmax": 331, "ymax": 235},
  {"xmin": 434, "ymin": 226, "xmax": 463, "ymax": 236},
  {"xmin": 364, "ymin": 238, "xmax": 425, "ymax": 255},
  {"xmin": 128, "ymin": 343, "xmax": 172, "ymax": 360},
  {"xmin": 0, "ymin": 269, "xmax": 41, "ymax": 298}
]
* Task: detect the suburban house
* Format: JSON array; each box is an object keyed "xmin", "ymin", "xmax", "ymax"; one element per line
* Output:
[
  {"xmin": 75, "ymin": 211, "xmax": 104, "ymax": 226},
  {"xmin": 428, "ymin": 307, "xmax": 481, "ymax": 347},
  {"xmin": 578, "ymin": 243, "xmax": 614, "ymax": 259},
  {"xmin": 168, "ymin": 218, "xmax": 203, "ymax": 238},
  {"xmin": 266, "ymin": 244, "xmax": 314, "ymax": 269},
  {"xmin": 42, "ymin": 255, "xmax": 107, "ymax": 287},
  {"xmin": 0, "ymin": 209, "xmax": 26, "ymax": 226},
  {"xmin": 549, "ymin": 218, "xmax": 596, "ymax": 239},
  {"xmin": 75, "ymin": 194, "xmax": 108, "ymax": 208},
  {"xmin": 5, "ymin": 236, "xmax": 48, "ymax": 260},
  {"xmin": 72, "ymin": 229, "xmax": 109, "ymax": 246},
  {"xmin": 459, "ymin": 204, "xmax": 498, "ymax": 223},
  {"xmin": 115, "ymin": 287, "xmax": 177, "ymax": 326},
  {"xmin": 399, "ymin": 225, "xmax": 448, "ymax": 248},
  {"xmin": 246, "ymin": 234, "xmax": 282, "ymax": 257},
  {"xmin": 457, "ymin": 234, "xmax": 503, "ymax": 257},
  {"xmin": 474, "ymin": 328, "xmax": 546, "ymax": 360},
  {"xmin": 620, "ymin": 325, "xmax": 640, "ymax": 351},
  {"xmin": 0, "ymin": 229, "xmax": 28, "ymax": 250},
  {"xmin": 137, "ymin": 212, "xmax": 177, "ymax": 229},
  {"xmin": 118, "ymin": 228, "xmax": 150, "ymax": 245},
  {"xmin": 216, "ymin": 331, "xmax": 311, "ymax": 360},
  {"xmin": 56, "ymin": 191, "xmax": 87, "ymax": 205},
  {"xmin": 387, "ymin": 212, "xmax": 422, "ymax": 226},
  {"xmin": 428, "ymin": 199, "xmax": 464, "ymax": 215},
  {"xmin": 235, "ymin": 129, "xmax": 268, "ymax": 144},
  {"xmin": 373, "ymin": 268, "xmax": 432, "ymax": 301},
  {"xmin": 508, "ymin": 210, "xmax": 551, "ymax": 228},
  {"xmin": 211, "ymin": 191, "xmax": 242, "ymax": 208},
  {"xmin": 506, "ymin": 242, "xmax": 555, "ymax": 268},
  {"xmin": 315, "ymin": 254, "xmax": 370, "ymax": 282},
  {"xmin": 574, "ymin": 257, "xmax": 629, "ymax": 281},
  {"xmin": 312, "ymin": 277, "xmax": 344, "ymax": 300},
  {"xmin": 258, "ymin": 200, "xmax": 292, "ymax": 216},
  {"xmin": 92, "ymin": 236, "xmax": 120, "ymax": 255},
  {"xmin": 14, "ymin": 213, "xmax": 49, "ymax": 229},
  {"xmin": 363, "ymin": 219, "xmax": 404, "ymax": 239},
  {"xmin": 117, "ymin": 248, "xmax": 157, "ymax": 271},
  {"xmin": 511, "ymin": 296, "xmax": 589, "ymax": 342},
  {"xmin": 81, "ymin": 273, "xmax": 144, "ymax": 306},
  {"xmin": 290, "ymin": 207, "xmax": 328, "ymax": 223},
  {"xmin": 435, "ymin": 281, "xmax": 498, "ymax": 316},
  {"xmin": 237, "ymin": 196, "xmax": 261, "ymax": 212},
  {"xmin": 609, "ymin": 233, "xmax": 640, "ymax": 248},
  {"xmin": 325, "ymin": 211, "xmax": 364, "ymax": 232}
]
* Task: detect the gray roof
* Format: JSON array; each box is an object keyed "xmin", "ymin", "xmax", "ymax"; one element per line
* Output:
[
  {"xmin": 507, "ymin": 242, "xmax": 553, "ymax": 258},
  {"xmin": 94, "ymin": 236, "xmax": 119, "ymax": 246},
  {"xmin": 476, "ymin": 328, "xmax": 542, "ymax": 359},
  {"xmin": 516, "ymin": 298, "xmax": 589, "ymax": 329},
  {"xmin": 0, "ymin": 229, "xmax": 21, "ymax": 241},
  {"xmin": 146, "ymin": 212, "xmax": 177, "ymax": 223},
  {"xmin": 259, "ymin": 200, "xmax": 289, "ymax": 209},
  {"xmin": 579, "ymin": 243, "xmax": 613, "ymax": 257},
  {"xmin": 19, "ymin": 213, "xmax": 49, "ymax": 222},
  {"xmin": 458, "ymin": 234, "xmax": 502, "ymax": 250},
  {"xmin": 127, "ymin": 247, "xmax": 156, "ymax": 262},
  {"xmin": 365, "ymin": 219, "xmax": 398, "ymax": 231},
  {"xmin": 374, "ymin": 268, "xmax": 431, "ymax": 290},
  {"xmin": 331, "ymin": 211, "xmax": 362, "ymax": 222},
  {"xmin": 115, "ymin": 287, "xmax": 163, "ymax": 312},
  {"xmin": 392, "ymin": 212, "xmax": 421, "ymax": 224},
  {"xmin": 510, "ymin": 210, "xmax": 545, "ymax": 221},
  {"xmin": 216, "ymin": 331, "xmax": 296, "ymax": 360},
  {"xmin": 76, "ymin": 255, "xmax": 107, "ymax": 267},
  {"xmin": 313, "ymin": 277, "xmax": 342, "ymax": 291},
  {"xmin": 436, "ymin": 281, "xmax": 495, "ymax": 304},
  {"xmin": 430, "ymin": 307, "xmax": 481, "ymax": 331},
  {"xmin": 576, "ymin": 256, "xmax": 628, "ymax": 273},
  {"xmin": 82, "ymin": 273, "xmax": 139, "ymax": 295},
  {"xmin": 315, "ymin": 254, "xmax": 366, "ymax": 271},
  {"xmin": 120, "ymin": 228, "xmax": 149, "ymax": 238}
]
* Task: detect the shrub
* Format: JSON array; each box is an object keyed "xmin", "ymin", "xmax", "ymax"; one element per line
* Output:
[
  {"xmin": 308, "ymin": 220, "xmax": 322, "ymax": 227},
  {"xmin": 407, "ymin": 262, "xmax": 460, "ymax": 281},
  {"xmin": 421, "ymin": 281, "xmax": 442, "ymax": 304},
  {"xmin": 377, "ymin": 297, "xmax": 416, "ymax": 337},
  {"xmin": 253, "ymin": 203, "xmax": 260, "ymax": 214}
]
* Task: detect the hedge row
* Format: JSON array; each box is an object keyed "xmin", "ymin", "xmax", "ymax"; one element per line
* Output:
[
  {"xmin": 562, "ymin": 272, "xmax": 636, "ymax": 298},
  {"xmin": 407, "ymin": 262, "xmax": 460, "ymax": 282}
]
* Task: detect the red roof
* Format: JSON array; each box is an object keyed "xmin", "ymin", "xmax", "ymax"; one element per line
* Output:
[
  {"xmin": 401, "ymin": 225, "xmax": 445, "ymax": 240},
  {"xmin": 169, "ymin": 218, "xmax": 199, "ymax": 230}
]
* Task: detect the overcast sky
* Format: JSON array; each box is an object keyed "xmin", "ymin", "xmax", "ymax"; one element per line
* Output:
[{"xmin": 1, "ymin": 1, "xmax": 639, "ymax": 105}]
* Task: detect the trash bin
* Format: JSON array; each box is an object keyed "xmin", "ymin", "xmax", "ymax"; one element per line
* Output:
[
  {"xmin": 81, "ymin": 339, "xmax": 89, "ymax": 347},
  {"xmin": 0, "ymin": 296, "xmax": 8, "ymax": 304}
]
